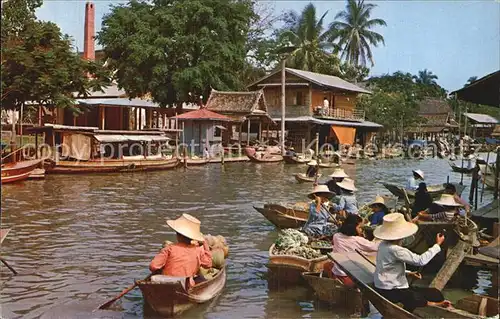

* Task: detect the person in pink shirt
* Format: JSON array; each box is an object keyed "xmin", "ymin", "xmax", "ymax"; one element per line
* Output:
[
  {"xmin": 324, "ymin": 214, "xmax": 379, "ymax": 287},
  {"xmin": 150, "ymin": 214, "xmax": 212, "ymax": 286}
]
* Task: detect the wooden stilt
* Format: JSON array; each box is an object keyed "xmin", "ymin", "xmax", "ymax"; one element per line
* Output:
[{"xmin": 247, "ymin": 120, "xmax": 250, "ymax": 146}]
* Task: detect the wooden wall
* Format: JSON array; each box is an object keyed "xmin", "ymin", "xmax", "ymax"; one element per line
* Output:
[{"xmin": 334, "ymin": 95, "xmax": 356, "ymax": 111}]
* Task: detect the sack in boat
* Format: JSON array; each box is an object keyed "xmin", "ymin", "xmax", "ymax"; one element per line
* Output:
[
  {"xmin": 199, "ymin": 267, "xmax": 220, "ymax": 280},
  {"xmin": 204, "ymin": 234, "xmax": 229, "ymax": 257},
  {"xmin": 211, "ymin": 248, "xmax": 225, "ymax": 269}
]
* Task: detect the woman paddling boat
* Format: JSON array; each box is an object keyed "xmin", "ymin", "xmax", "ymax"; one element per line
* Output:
[
  {"xmin": 368, "ymin": 196, "xmax": 390, "ymax": 226},
  {"xmin": 306, "ymin": 160, "xmax": 319, "ymax": 178},
  {"xmin": 302, "ymin": 185, "xmax": 338, "ymax": 239}
]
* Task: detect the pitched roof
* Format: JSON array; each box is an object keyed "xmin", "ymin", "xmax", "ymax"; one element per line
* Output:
[
  {"xmin": 418, "ymin": 98, "xmax": 452, "ymax": 114},
  {"xmin": 464, "ymin": 113, "xmax": 498, "ymax": 124},
  {"xmin": 451, "ymin": 70, "xmax": 500, "ymax": 107},
  {"xmin": 205, "ymin": 89, "xmax": 268, "ymax": 114},
  {"xmin": 249, "ymin": 68, "xmax": 371, "ymax": 94},
  {"xmin": 174, "ymin": 108, "xmax": 231, "ymax": 121}
]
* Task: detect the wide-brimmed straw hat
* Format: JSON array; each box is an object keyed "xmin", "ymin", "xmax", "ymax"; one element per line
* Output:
[
  {"xmin": 307, "ymin": 184, "xmax": 335, "ymax": 200},
  {"xmin": 373, "ymin": 213, "xmax": 418, "ymax": 241},
  {"xmin": 307, "ymin": 160, "xmax": 318, "ymax": 166},
  {"xmin": 166, "ymin": 213, "xmax": 204, "ymax": 242},
  {"xmin": 337, "ymin": 178, "xmax": 357, "ymax": 192},
  {"xmin": 369, "ymin": 196, "xmax": 387, "ymax": 208},
  {"xmin": 412, "ymin": 169, "xmax": 425, "ymax": 179},
  {"xmin": 433, "ymin": 194, "xmax": 462, "ymax": 207},
  {"xmin": 329, "ymin": 168, "xmax": 349, "ymax": 179}
]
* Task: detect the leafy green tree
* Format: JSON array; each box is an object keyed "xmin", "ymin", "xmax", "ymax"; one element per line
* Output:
[
  {"xmin": 330, "ymin": 0, "xmax": 386, "ymax": 67},
  {"xmin": 413, "ymin": 69, "xmax": 438, "ymax": 85},
  {"xmin": 464, "ymin": 76, "xmax": 478, "ymax": 87},
  {"xmin": 98, "ymin": 0, "xmax": 255, "ymax": 106}
]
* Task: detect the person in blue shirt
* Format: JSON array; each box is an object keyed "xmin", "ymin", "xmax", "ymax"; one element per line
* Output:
[
  {"xmin": 332, "ymin": 178, "xmax": 358, "ymax": 216},
  {"xmin": 368, "ymin": 196, "xmax": 389, "ymax": 225},
  {"xmin": 406, "ymin": 169, "xmax": 424, "ymax": 190},
  {"xmin": 302, "ymin": 185, "xmax": 337, "ymax": 238}
]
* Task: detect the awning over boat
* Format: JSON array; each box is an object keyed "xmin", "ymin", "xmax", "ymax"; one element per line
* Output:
[
  {"xmin": 331, "ymin": 126, "xmax": 356, "ymax": 145},
  {"xmin": 93, "ymin": 134, "xmax": 169, "ymax": 143}
]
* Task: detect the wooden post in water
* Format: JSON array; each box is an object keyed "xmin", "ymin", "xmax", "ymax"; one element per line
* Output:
[
  {"xmin": 315, "ymin": 132, "xmax": 319, "ymax": 158},
  {"xmin": 183, "ymin": 147, "xmax": 187, "ymax": 170},
  {"xmin": 460, "ymin": 157, "xmax": 464, "ymax": 185},
  {"xmin": 495, "ymin": 147, "xmax": 500, "ymax": 200},
  {"xmin": 221, "ymin": 147, "xmax": 224, "ymax": 166},
  {"xmin": 469, "ymin": 165, "xmax": 478, "ymax": 205},
  {"xmin": 480, "ymin": 151, "xmax": 491, "ymax": 202},
  {"xmin": 430, "ymin": 240, "xmax": 471, "ymax": 291}
]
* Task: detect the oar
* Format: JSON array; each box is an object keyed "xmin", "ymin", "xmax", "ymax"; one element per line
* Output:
[
  {"xmin": 97, "ymin": 273, "xmax": 153, "ymax": 310},
  {"xmin": 0, "ymin": 257, "xmax": 18, "ymax": 275}
]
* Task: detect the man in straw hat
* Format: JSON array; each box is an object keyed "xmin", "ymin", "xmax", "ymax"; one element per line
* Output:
[
  {"xmin": 306, "ymin": 160, "xmax": 319, "ymax": 178},
  {"xmin": 302, "ymin": 185, "xmax": 338, "ymax": 238},
  {"xmin": 150, "ymin": 214, "xmax": 212, "ymax": 285},
  {"xmin": 406, "ymin": 169, "xmax": 424, "ymax": 191},
  {"xmin": 373, "ymin": 213, "xmax": 450, "ymax": 313},
  {"xmin": 331, "ymin": 178, "xmax": 358, "ymax": 216},
  {"xmin": 413, "ymin": 194, "xmax": 463, "ymax": 222},
  {"xmin": 324, "ymin": 168, "xmax": 348, "ymax": 194},
  {"xmin": 368, "ymin": 196, "xmax": 389, "ymax": 226}
]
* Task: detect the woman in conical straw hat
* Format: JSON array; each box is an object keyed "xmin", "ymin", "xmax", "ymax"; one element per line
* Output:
[
  {"xmin": 331, "ymin": 178, "xmax": 358, "ymax": 216},
  {"xmin": 325, "ymin": 168, "xmax": 348, "ymax": 194},
  {"xmin": 150, "ymin": 213, "xmax": 212, "ymax": 285},
  {"xmin": 413, "ymin": 193, "xmax": 463, "ymax": 222},
  {"xmin": 306, "ymin": 159, "xmax": 319, "ymax": 178},
  {"xmin": 373, "ymin": 213, "xmax": 450, "ymax": 313},
  {"xmin": 302, "ymin": 185, "xmax": 337, "ymax": 238},
  {"xmin": 368, "ymin": 195, "xmax": 389, "ymax": 226},
  {"xmin": 406, "ymin": 169, "xmax": 424, "ymax": 191}
]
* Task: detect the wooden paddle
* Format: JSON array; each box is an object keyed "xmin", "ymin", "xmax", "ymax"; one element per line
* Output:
[
  {"xmin": 97, "ymin": 273, "xmax": 153, "ymax": 310},
  {"xmin": 0, "ymin": 257, "xmax": 18, "ymax": 275}
]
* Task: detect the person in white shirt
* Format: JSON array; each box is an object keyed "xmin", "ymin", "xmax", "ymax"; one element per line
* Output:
[
  {"xmin": 373, "ymin": 213, "xmax": 450, "ymax": 313},
  {"xmin": 406, "ymin": 169, "xmax": 424, "ymax": 190}
]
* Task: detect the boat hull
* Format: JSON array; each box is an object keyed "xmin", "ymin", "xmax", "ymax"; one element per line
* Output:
[
  {"xmin": 253, "ymin": 205, "xmax": 308, "ymax": 229},
  {"xmin": 294, "ymin": 173, "xmax": 322, "ymax": 183},
  {"xmin": 383, "ymin": 182, "xmax": 465, "ymax": 199},
  {"xmin": 247, "ymin": 154, "xmax": 283, "ymax": 163},
  {"xmin": 1, "ymin": 159, "xmax": 43, "ymax": 184},
  {"xmin": 45, "ymin": 158, "xmax": 179, "ymax": 174},
  {"xmin": 184, "ymin": 158, "xmax": 210, "ymax": 166},
  {"xmin": 449, "ymin": 162, "xmax": 474, "ymax": 174},
  {"xmin": 283, "ymin": 155, "xmax": 308, "ymax": 164},
  {"xmin": 137, "ymin": 266, "xmax": 226, "ymax": 317}
]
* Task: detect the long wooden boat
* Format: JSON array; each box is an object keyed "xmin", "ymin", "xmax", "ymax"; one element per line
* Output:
[
  {"xmin": 294, "ymin": 173, "xmax": 322, "ymax": 183},
  {"xmin": 137, "ymin": 266, "xmax": 226, "ymax": 317},
  {"xmin": 302, "ymin": 272, "xmax": 363, "ymax": 313},
  {"xmin": 449, "ymin": 162, "xmax": 474, "ymax": 174},
  {"xmin": 247, "ymin": 153, "xmax": 283, "ymax": 163},
  {"xmin": 329, "ymin": 252, "xmax": 484, "ymax": 319},
  {"xmin": 1, "ymin": 159, "xmax": 43, "ymax": 184},
  {"xmin": 383, "ymin": 182, "xmax": 465, "ymax": 199},
  {"xmin": 253, "ymin": 204, "xmax": 309, "ymax": 229},
  {"xmin": 268, "ymin": 244, "xmax": 328, "ymax": 285},
  {"xmin": 45, "ymin": 157, "xmax": 179, "ymax": 174},
  {"xmin": 28, "ymin": 168, "xmax": 46, "ymax": 179},
  {"xmin": 283, "ymin": 155, "xmax": 309, "ymax": 164},
  {"xmin": 184, "ymin": 157, "xmax": 210, "ymax": 166}
]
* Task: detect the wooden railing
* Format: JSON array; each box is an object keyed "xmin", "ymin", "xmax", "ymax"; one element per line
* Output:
[{"xmin": 314, "ymin": 108, "xmax": 365, "ymax": 122}]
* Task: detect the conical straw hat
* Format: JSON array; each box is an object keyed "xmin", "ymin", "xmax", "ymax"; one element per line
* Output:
[
  {"xmin": 329, "ymin": 168, "xmax": 349, "ymax": 179},
  {"xmin": 373, "ymin": 213, "xmax": 418, "ymax": 241},
  {"xmin": 166, "ymin": 213, "xmax": 204, "ymax": 242},
  {"xmin": 433, "ymin": 194, "xmax": 462, "ymax": 207},
  {"xmin": 369, "ymin": 196, "xmax": 387, "ymax": 208},
  {"xmin": 412, "ymin": 169, "xmax": 425, "ymax": 179},
  {"xmin": 336, "ymin": 178, "xmax": 357, "ymax": 192},
  {"xmin": 307, "ymin": 184, "xmax": 335, "ymax": 199}
]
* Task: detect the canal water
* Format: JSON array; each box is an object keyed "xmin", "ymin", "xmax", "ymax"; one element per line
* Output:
[{"xmin": 0, "ymin": 157, "xmax": 496, "ymax": 318}]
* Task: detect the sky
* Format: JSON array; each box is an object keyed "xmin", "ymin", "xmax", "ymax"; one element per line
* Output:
[{"xmin": 36, "ymin": 0, "xmax": 500, "ymax": 92}]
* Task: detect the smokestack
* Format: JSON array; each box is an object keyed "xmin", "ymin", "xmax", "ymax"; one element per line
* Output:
[{"xmin": 83, "ymin": 2, "xmax": 95, "ymax": 61}]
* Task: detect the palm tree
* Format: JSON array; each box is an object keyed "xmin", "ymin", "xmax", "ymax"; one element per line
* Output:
[
  {"xmin": 464, "ymin": 76, "xmax": 478, "ymax": 87},
  {"xmin": 414, "ymin": 69, "xmax": 438, "ymax": 86},
  {"xmin": 330, "ymin": 0, "xmax": 386, "ymax": 67},
  {"xmin": 278, "ymin": 3, "xmax": 338, "ymax": 72}
]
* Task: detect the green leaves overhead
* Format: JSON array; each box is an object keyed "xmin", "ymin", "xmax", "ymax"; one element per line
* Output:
[{"xmin": 98, "ymin": 0, "xmax": 254, "ymax": 106}]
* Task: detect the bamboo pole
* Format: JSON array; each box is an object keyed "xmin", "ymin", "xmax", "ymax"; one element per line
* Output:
[
  {"xmin": 315, "ymin": 132, "xmax": 319, "ymax": 158},
  {"xmin": 480, "ymin": 151, "xmax": 490, "ymax": 202}
]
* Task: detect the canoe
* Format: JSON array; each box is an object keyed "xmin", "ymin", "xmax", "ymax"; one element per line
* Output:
[
  {"xmin": 449, "ymin": 162, "xmax": 474, "ymax": 174},
  {"xmin": 329, "ymin": 252, "xmax": 483, "ymax": 319},
  {"xmin": 28, "ymin": 168, "xmax": 46, "ymax": 179},
  {"xmin": 247, "ymin": 153, "xmax": 283, "ymax": 163},
  {"xmin": 137, "ymin": 266, "xmax": 226, "ymax": 317},
  {"xmin": 185, "ymin": 158, "xmax": 210, "ymax": 166},
  {"xmin": 283, "ymin": 155, "xmax": 309, "ymax": 164},
  {"xmin": 45, "ymin": 157, "xmax": 179, "ymax": 174},
  {"xmin": 268, "ymin": 244, "xmax": 328, "ymax": 286},
  {"xmin": 294, "ymin": 173, "xmax": 322, "ymax": 183},
  {"xmin": 302, "ymin": 272, "xmax": 363, "ymax": 313},
  {"xmin": 382, "ymin": 182, "xmax": 465, "ymax": 199},
  {"xmin": 1, "ymin": 159, "xmax": 43, "ymax": 184},
  {"xmin": 253, "ymin": 204, "xmax": 309, "ymax": 229}
]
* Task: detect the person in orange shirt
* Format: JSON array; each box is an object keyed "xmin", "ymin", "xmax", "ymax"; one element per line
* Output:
[{"xmin": 150, "ymin": 214, "xmax": 212, "ymax": 285}]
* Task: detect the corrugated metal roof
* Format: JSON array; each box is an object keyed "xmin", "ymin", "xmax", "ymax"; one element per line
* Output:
[
  {"xmin": 271, "ymin": 116, "xmax": 382, "ymax": 128},
  {"xmin": 77, "ymin": 98, "xmax": 159, "ymax": 108},
  {"xmin": 464, "ymin": 113, "xmax": 498, "ymax": 124},
  {"xmin": 94, "ymin": 134, "xmax": 169, "ymax": 142},
  {"xmin": 285, "ymin": 68, "xmax": 372, "ymax": 94}
]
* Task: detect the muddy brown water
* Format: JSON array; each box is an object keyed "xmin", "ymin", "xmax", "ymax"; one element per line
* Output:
[{"xmin": 1, "ymin": 158, "xmax": 496, "ymax": 318}]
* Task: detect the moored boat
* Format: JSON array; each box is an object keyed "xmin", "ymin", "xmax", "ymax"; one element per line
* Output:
[
  {"xmin": 247, "ymin": 153, "xmax": 283, "ymax": 163},
  {"xmin": 1, "ymin": 159, "xmax": 43, "ymax": 184},
  {"xmin": 137, "ymin": 266, "xmax": 226, "ymax": 317},
  {"xmin": 28, "ymin": 168, "xmax": 46, "ymax": 179},
  {"xmin": 283, "ymin": 155, "xmax": 309, "ymax": 164},
  {"xmin": 294, "ymin": 173, "xmax": 322, "ymax": 183},
  {"xmin": 184, "ymin": 157, "xmax": 210, "ymax": 166},
  {"xmin": 253, "ymin": 203, "xmax": 309, "ymax": 229},
  {"xmin": 45, "ymin": 157, "xmax": 179, "ymax": 174},
  {"xmin": 383, "ymin": 182, "xmax": 465, "ymax": 199},
  {"xmin": 449, "ymin": 162, "xmax": 474, "ymax": 174}
]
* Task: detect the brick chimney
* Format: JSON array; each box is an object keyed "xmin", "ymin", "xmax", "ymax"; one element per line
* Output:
[{"xmin": 83, "ymin": 2, "xmax": 95, "ymax": 61}]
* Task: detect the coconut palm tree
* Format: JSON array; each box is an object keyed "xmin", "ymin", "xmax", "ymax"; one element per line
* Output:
[
  {"xmin": 414, "ymin": 69, "xmax": 438, "ymax": 86},
  {"xmin": 278, "ymin": 3, "xmax": 338, "ymax": 73},
  {"xmin": 330, "ymin": 0, "xmax": 386, "ymax": 67}
]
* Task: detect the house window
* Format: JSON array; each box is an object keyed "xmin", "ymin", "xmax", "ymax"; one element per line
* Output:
[
  {"xmin": 214, "ymin": 126, "xmax": 222, "ymax": 137},
  {"xmin": 295, "ymin": 91, "xmax": 303, "ymax": 105}
]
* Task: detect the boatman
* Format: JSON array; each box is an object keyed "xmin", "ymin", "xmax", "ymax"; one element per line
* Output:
[{"xmin": 406, "ymin": 169, "xmax": 424, "ymax": 191}]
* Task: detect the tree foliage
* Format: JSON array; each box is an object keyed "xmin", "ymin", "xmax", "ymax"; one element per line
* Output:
[
  {"xmin": 1, "ymin": 0, "xmax": 110, "ymax": 112},
  {"xmin": 98, "ymin": 0, "xmax": 255, "ymax": 106}
]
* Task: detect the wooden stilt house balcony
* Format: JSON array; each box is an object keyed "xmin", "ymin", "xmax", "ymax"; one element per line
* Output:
[{"xmin": 313, "ymin": 108, "xmax": 366, "ymax": 122}]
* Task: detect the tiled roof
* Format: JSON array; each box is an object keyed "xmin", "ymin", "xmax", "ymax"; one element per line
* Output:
[
  {"xmin": 174, "ymin": 108, "xmax": 231, "ymax": 121},
  {"xmin": 205, "ymin": 89, "xmax": 268, "ymax": 114}
]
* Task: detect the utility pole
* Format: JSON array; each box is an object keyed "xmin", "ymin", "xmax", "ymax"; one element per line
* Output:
[{"xmin": 280, "ymin": 58, "xmax": 286, "ymax": 155}]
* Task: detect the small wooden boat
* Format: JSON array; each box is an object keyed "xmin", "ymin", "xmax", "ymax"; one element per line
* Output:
[
  {"xmin": 302, "ymin": 272, "xmax": 363, "ymax": 313},
  {"xmin": 247, "ymin": 153, "xmax": 283, "ymax": 163},
  {"xmin": 253, "ymin": 203, "xmax": 309, "ymax": 229},
  {"xmin": 45, "ymin": 157, "xmax": 179, "ymax": 174},
  {"xmin": 449, "ymin": 162, "xmax": 474, "ymax": 174},
  {"xmin": 382, "ymin": 182, "xmax": 465, "ymax": 199},
  {"xmin": 268, "ymin": 244, "xmax": 328, "ymax": 285},
  {"xmin": 184, "ymin": 157, "xmax": 210, "ymax": 166},
  {"xmin": 1, "ymin": 159, "xmax": 43, "ymax": 184},
  {"xmin": 283, "ymin": 155, "xmax": 309, "ymax": 164},
  {"xmin": 28, "ymin": 168, "xmax": 46, "ymax": 179},
  {"xmin": 329, "ymin": 252, "xmax": 484, "ymax": 319},
  {"xmin": 294, "ymin": 173, "xmax": 322, "ymax": 183},
  {"xmin": 137, "ymin": 266, "xmax": 226, "ymax": 317}
]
